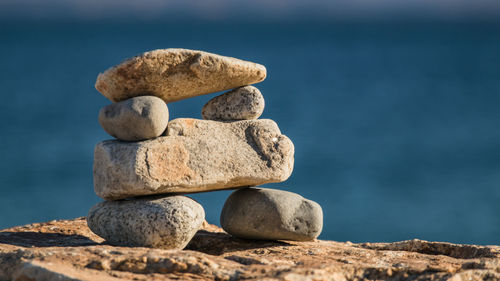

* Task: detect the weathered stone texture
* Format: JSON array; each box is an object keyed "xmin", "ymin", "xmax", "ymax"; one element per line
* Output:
[
  {"xmin": 93, "ymin": 118, "xmax": 294, "ymax": 200},
  {"xmin": 87, "ymin": 195, "xmax": 204, "ymax": 249},
  {"xmin": 201, "ymin": 85, "xmax": 265, "ymax": 120},
  {"xmin": 1, "ymin": 218, "xmax": 499, "ymax": 281},
  {"xmin": 95, "ymin": 49, "xmax": 266, "ymax": 103}
]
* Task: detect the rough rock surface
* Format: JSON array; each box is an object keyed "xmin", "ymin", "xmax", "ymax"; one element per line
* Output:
[
  {"xmin": 95, "ymin": 49, "xmax": 266, "ymax": 103},
  {"xmin": 94, "ymin": 118, "xmax": 294, "ymax": 200},
  {"xmin": 98, "ymin": 96, "xmax": 169, "ymax": 141},
  {"xmin": 221, "ymin": 188, "xmax": 323, "ymax": 241},
  {"xmin": 1, "ymin": 218, "xmax": 499, "ymax": 281},
  {"xmin": 87, "ymin": 195, "xmax": 204, "ymax": 249},
  {"xmin": 202, "ymin": 86, "xmax": 265, "ymax": 120}
]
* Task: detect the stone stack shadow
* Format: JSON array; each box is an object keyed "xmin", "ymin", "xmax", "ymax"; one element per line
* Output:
[{"xmin": 87, "ymin": 48, "xmax": 323, "ymax": 249}]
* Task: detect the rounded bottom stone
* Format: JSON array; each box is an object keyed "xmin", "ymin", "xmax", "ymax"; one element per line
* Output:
[
  {"xmin": 87, "ymin": 195, "xmax": 205, "ymax": 249},
  {"xmin": 220, "ymin": 187, "xmax": 323, "ymax": 241}
]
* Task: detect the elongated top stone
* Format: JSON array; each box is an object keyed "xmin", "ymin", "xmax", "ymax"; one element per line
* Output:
[
  {"xmin": 95, "ymin": 49, "xmax": 267, "ymax": 103},
  {"xmin": 93, "ymin": 118, "xmax": 294, "ymax": 200}
]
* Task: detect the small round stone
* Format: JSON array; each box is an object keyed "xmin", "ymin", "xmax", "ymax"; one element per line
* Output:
[
  {"xmin": 98, "ymin": 96, "xmax": 169, "ymax": 141},
  {"xmin": 220, "ymin": 188, "xmax": 323, "ymax": 241},
  {"xmin": 87, "ymin": 195, "xmax": 204, "ymax": 249},
  {"xmin": 201, "ymin": 86, "xmax": 265, "ymax": 121}
]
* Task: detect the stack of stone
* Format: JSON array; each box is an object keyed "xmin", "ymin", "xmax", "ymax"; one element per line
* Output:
[{"xmin": 87, "ymin": 49, "xmax": 323, "ymax": 249}]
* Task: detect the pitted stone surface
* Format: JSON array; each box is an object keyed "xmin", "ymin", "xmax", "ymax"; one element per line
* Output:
[
  {"xmin": 95, "ymin": 49, "xmax": 266, "ymax": 103},
  {"xmin": 86, "ymin": 195, "xmax": 204, "ymax": 249},
  {"xmin": 98, "ymin": 96, "xmax": 169, "ymax": 141},
  {"xmin": 93, "ymin": 118, "xmax": 294, "ymax": 200},
  {"xmin": 221, "ymin": 188, "xmax": 323, "ymax": 241},
  {"xmin": 2, "ymin": 218, "xmax": 500, "ymax": 281},
  {"xmin": 202, "ymin": 86, "xmax": 265, "ymax": 120}
]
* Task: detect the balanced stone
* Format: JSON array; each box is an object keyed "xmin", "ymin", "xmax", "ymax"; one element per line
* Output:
[
  {"xmin": 94, "ymin": 118, "xmax": 294, "ymax": 200},
  {"xmin": 220, "ymin": 188, "xmax": 323, "ymax": 241},
  {"xmin": 95, "ymin": 49, "xmax": 266, "ymax": 103},
  {"xmin": 201, "ymin": 86, "xmax": 265, "ymax": 121},
  {"xmin": 98, "ymin": 96, "xmax": 169, "ymax": 141},
  {"xmin": 87, "ymin": 195, "xmax": 204, "ymax": 249}
]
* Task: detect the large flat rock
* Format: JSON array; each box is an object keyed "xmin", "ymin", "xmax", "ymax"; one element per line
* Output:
[
  {"xmin": 1, "ymin": 218, "xmax": 499, "ymax": 281},
  {"xmin": 94, "ymin": 118, "xmax": 294, "ymax": 200},
  {"xmin": 95, "ymin": 49, "xmax": 266, "ymax": 103}
]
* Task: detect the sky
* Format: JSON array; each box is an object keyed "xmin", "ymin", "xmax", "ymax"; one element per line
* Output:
[{"xmin": 1, "ymin": 0, "xmax": 500, "ymax": 21}]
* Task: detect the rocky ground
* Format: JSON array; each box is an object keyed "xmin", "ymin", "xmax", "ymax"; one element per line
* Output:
[{"xmin": 0, "ymin": 218, "xmax": 499, "ymax": 281}]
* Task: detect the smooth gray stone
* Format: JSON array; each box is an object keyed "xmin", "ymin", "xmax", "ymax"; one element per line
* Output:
[
  {"xmin": 98, "ymin": 96, "xmax": 169, "ymax": 141},
  {"xmin": 86, "ymin": 195, "xmax": 204, "ymax": 249},
  {"xmin": 220, "ymin": 188, "xmax": 323, "ymax": 241},
  {"xmin": 201, "ymin": 86, "xmax": 265, "ymax": 120}
]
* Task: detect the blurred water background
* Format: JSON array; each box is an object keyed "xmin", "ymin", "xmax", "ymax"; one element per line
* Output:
[{"xmin": 0, "ymin": 18, "xmax": 499, "ymax": 245}]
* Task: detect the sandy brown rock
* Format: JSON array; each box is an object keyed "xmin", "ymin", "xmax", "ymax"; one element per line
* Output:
[
  {"xmin": 93, "ymin": 118, "xmax": 294, "ymax": 200},
  {"xmin": 98, "ymin": 96, "xmax": 169, "ymax": 141},
  {"xmin": 202, "ymin": 86, "xmax": 265, "ymax": 120},
  {"xmin": 1, "ymin": 218, "xmax": 499, "ymax": 281},
  {"xmin": 221, "ymin": 188, "xmax": 323, "ymax": 241},
  {"xmin": 95, "ymin": 49, "xmax": 266, "ymax": 103},
  {"xmin": 12, "ymin": 260, "xmax": 121, "ymax": 281},
  {"xmin": 87, "ymin": 195, "xmax": 204, "ymax": 249}
]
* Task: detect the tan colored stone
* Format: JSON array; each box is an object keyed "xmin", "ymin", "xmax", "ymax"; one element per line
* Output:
[
  {"xmin": 95, "ymin": 49, "xmax": 266, "ymax": 103},
  {"xmin": 1, "ymin": 218, "xmax": 500, "ymax": 281},
  {"xmin": 12, "ymin": 260, "xmax": 121, "ymax": 281},
  {"xmin": 93, "ymin": 118, "xmax": 294, "ymax": 200}
]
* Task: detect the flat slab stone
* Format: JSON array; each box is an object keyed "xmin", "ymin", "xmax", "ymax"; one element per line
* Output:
[
  {"xmin": 95, "ymin": 49, "xmax": 266, "ymax": 103},
  {"xmin": 93, "ymin": 118, "xmax": 294, "ymax": 200},
  {"xmin": 220, "ymin": 188, "xmax": 323, "ymax": 241},
  {"xmin": 87, "ymin": 195, "xmax": 204, "ymax": 249},
  {"xmin": 3, "ymin": 218, "xmax": 500, "ymax": 281}
]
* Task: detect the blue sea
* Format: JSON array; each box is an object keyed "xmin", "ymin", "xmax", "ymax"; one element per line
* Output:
[{"xmin": 0, "ymin": 20, "xmax": 499, "ymax": 245}]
